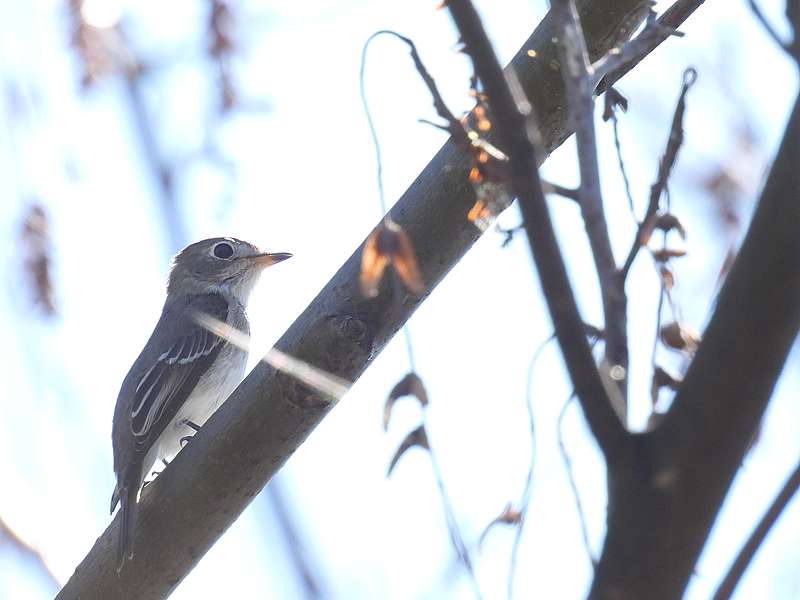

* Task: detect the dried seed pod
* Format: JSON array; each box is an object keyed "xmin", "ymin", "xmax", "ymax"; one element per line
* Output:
[
  {"xmin": 360, "ymin": 219, "xmax": 424, "ymax": 298},
  {"xmin": 651, "ymin": 248, "xmax": 687, "ymax": 263},
  {"xmin": 384, "ymin": 372, "xmax": 429, "ymax": 431},
  {"xmin": 386, "ymin": 425, "xmax": 429, "ymax": 477}
]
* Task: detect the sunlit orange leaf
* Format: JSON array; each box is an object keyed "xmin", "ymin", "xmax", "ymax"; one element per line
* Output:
[
  {"xmin": 478, "ymin": 502, "xmax": 523, "ymax": 546},
  {"xmin": 660, "ymin": 322, "xmax": 700, "ymax": 354},
  {"xmin": 360, "ymin": 229, "xmax": 391, "ymax": 298},
  {"xmin": 384, "ymin": 372, "xmax": 429, "ymax": 431},
  {"xmin": 468, "ymin": 166, "xmax": 482, "ymax": 183},
  {"xmin": 468, "ymin": 199, "xmax": 489, "ymax": 221},
  {"xmin": 387, "ymin": 425, "xmax": 429, "ymax": 477},
  {"xmin": 360, "ymin": 219, "xmax": 424, "ymax": 298},
  {"xmin": 651, "ymin": 248, "xmax": 687, "ymax": 262}
]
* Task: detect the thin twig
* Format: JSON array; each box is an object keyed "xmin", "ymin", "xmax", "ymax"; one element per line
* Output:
[
  {"xmin": 264, "ymin": 485, "xmax": 324, "ymax": 599},
  {"xmin": 557, "ymin": 394, "xmax": 596, "ymax": 568},
  {"xmin": 746, "ymin": 0, "xmax": 792, "ymax": 55},
  {"xmin": 446, "ymin": 0, "xmax": 626, "ymax": 460},
  {"xmin": 620, "ymin": 67, "xmax": 697, "ymax": 281},
  {"xmin": 424, "ymin": 420, "xmax": 484, "ymax": 600},
  {"xmin": 609, "ymin": 111, "xmax": 637, "ymax": 220},
  {"xmin": 0, "ymin": 514, "xmax": 61, "ymax": 590},
  {"xmin": 541, "ymin": 179, "xmax": 580, "ymax": 201},
  {"xmin": 508, "ymin": 334, "xmax": 556, "ymax": 600},
  {"xmin": 593, "ymin": 9, "xmax": 685, "ymax": 87},
  {"xmin": 712, "ymin": 458, "xmax": 800, "ymax": 600},
  {"xmin": 552, "ymin": 0, "xmax": 629, "ymax": 403},
  {"xmin": 595, "ymin": 0, "xmax": 707, "ymax": 95}
]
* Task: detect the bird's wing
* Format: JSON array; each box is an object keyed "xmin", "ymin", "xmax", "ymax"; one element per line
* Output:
[{"xmin": 129, "ymin": 293, "xmax": 229, "ymax": 448}]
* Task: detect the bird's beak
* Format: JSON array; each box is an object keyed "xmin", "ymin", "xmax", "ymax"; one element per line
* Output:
[{"xmin": 249, "ymin": 252, "xmax": 293, "ymax": 268}]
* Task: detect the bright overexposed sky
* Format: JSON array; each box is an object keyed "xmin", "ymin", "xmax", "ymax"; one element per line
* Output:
[{"xmin": 0, "ymin": 0, "xmax": 798, "ymax": 599}]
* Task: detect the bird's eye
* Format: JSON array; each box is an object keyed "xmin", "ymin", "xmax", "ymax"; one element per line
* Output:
[{"xmin": 213, "ymin": 242, "xmax": 234, "ymax": 259}]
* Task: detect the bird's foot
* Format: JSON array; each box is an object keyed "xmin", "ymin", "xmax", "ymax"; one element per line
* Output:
[{"xmin": 178, "ymin": 420, "xmax": 202, "ymax": 447}]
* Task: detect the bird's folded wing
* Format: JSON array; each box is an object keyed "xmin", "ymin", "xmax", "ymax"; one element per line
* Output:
[{"xmin": 130, "ymin": 293, "xmax": 229, "ymax": 446}]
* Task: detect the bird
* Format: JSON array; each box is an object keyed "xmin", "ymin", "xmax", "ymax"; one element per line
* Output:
[{"xmin": 110, "ymin": 237, "xmax": 291, "ymax": 572}]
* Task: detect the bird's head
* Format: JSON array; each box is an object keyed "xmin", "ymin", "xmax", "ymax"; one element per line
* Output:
[{"xmin": 167, "ymin": 237, "xmax": 292, "ymax": 303}]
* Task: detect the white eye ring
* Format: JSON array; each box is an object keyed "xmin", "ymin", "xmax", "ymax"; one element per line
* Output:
[{"xmin": 212, "ymin": 242, "xmax": 234, "ymax": 260}]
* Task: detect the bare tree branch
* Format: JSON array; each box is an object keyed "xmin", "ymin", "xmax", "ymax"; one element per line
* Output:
[
  {"xmin": 712, "ymin": 458, "xmax": 800, "ymax": 600},
  {"xmin": 595, "ymin": 0, "xmax": 708, "ymax": 95},
  {"xmin": 551, "ymin": 0, "xmax": 628, "ymax": 403}
]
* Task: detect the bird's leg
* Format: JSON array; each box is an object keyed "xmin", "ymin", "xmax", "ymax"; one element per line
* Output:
[{"xmin": 179, "ymin": 420, "xmax": 202, "ymax": 447}]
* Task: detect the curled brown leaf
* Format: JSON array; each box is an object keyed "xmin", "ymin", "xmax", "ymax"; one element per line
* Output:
[
  {"xmin": 386, "ymin": 425, "xmax": 429, "ymax": 477},
  {"xmin": 654, "ymin": 213, "xmax": 687, "ymax": 239},
  {"xmin": 478, "ymin": 502, "xmax": 522, "ymax": 546},
  {"xmin": 384, "ymin": 372, "xmax": 429, "ymax": 431},
  {"xmin": 660, "ymin": 322, "xmax": 700, "ymax": 354},
  {"xmin": 360, "ymin": 219, "xmax": 424, "ymax": 298}
]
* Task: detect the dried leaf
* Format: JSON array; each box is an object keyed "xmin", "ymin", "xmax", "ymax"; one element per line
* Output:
[
  {"xmin": 19, "ymin": 203, "xmax": 57, "ymax": 316},
  {"xmin": 468, "ymin": 182, "xmax": 512, "ymax": 231},
  {"xmin": 651, "ymin": 248, "xmax": 687, "ymax": 262},
  {"xmin": 384, "ymin": 372, "xmax": 429, "ymax": 431},
  {"xmin": 360, "ymin": 219, "xmax": 424, "ymax": 298},
  {"xmin": 650, "ymin": 366, "xmax": 682, "ymax": 407},
  {"xmin": 478, "ymin": 502, "xmax": 523, "ymax": 546},
  {"xmin": 654, "ymin": 213, "xmax": 687, "ymax": 239},
  {"xmin": 602, "ymin": 86, "xmax": 628, "ymax": 121},
  {"xmin": 387, "ymin": 425, "xmax": 429, "ymax": 477},
  {"xmin": 359, "ymin": 228, "xmax": 391, "ymax": 298},
  {"xmin": 660, "ymin": 322, "xmax": 700, "ymax": 354}
]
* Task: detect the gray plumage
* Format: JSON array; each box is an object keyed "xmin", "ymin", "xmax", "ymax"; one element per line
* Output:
[{"xmin": 110, "ymin": 237, "xmax": 291, "ymax": 572}]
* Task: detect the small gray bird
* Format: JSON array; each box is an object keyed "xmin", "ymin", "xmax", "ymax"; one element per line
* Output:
[{"xmin": 110, "ymin": 237, "xmax": 291, "ymax": 571}]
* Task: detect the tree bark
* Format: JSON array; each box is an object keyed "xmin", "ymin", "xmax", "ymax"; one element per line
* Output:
[{"xmin": 57, "ymin": 1, "xmax": 657, "ymax": 598}]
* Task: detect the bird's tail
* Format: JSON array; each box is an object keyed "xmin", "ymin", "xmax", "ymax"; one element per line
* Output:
[{"xmin": 116, "ymin": 482, "xmax": 139, "ymax": 573}]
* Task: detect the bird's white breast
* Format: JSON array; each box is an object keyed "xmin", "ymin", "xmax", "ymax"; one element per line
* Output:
[{"xmin": 142, "ymin": 343, "xmax": 247, "ymax": 480}]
